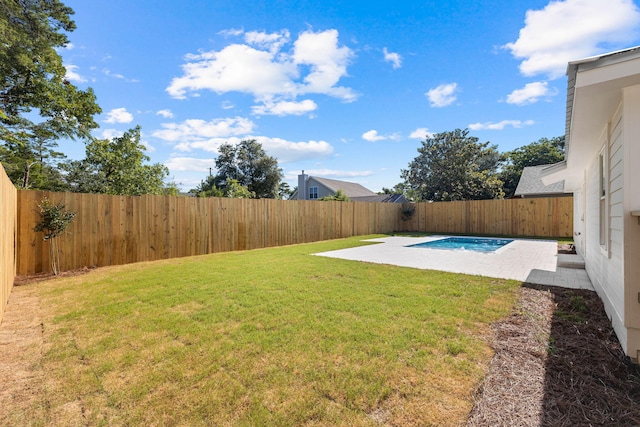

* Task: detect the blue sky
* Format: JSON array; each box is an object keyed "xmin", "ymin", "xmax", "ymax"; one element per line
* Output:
[{"xmin": 59, "ymin": 0, "xmax": 640, "ymax": 193}]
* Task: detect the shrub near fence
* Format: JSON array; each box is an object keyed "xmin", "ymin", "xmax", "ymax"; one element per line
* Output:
[
  {"xmin": 16, "ymin": 190, "xmax": 401, "ymax": 275},
  {"xmin": 0, "ymin": 164, "xmax": 17, "ymax": 321}
]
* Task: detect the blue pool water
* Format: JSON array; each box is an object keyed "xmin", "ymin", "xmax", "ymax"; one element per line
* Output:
[{"xmin": 408, "ymin": 237, "xmax": 514, "ymax": 253}]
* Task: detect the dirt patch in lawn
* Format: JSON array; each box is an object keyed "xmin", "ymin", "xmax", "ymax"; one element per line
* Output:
[
  {"xmin": 3, "ymin": 271, "xmax": 640, "ymax": 426},
  {"xmin": 1, "ymin": 269, "xmax": 94, "ymax": 426}
]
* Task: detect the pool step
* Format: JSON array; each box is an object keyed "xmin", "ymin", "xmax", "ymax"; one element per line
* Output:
[{"xmin": 557, "ymin": 253, "xmax": 585, "ymax": 269}]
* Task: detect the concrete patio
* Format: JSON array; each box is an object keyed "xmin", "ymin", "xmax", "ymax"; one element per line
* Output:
[{"xmin": 314, "ymin": 236, "xmax": 593, "ymax": 290}]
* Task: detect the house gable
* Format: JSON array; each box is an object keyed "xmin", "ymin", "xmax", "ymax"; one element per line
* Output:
[{"xmin": 291, "ymin": 174, "xmax": 378, "ymax": 200}]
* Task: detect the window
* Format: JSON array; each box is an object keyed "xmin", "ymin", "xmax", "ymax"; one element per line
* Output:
[
  {"xmin": 599, "ymin": 148, "xmax": 607, "ymax": 249},
  {"xmin": 309, "ymin": 186, "xmax": 318, "ymax": 199}
]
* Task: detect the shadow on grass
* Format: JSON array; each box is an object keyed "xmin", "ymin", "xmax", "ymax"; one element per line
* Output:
[{"xmin": 526, "ymin": 284, "xmax": 640, "ymax": 426}]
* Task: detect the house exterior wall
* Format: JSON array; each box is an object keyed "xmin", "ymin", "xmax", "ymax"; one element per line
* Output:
[
  {"xmin": 622, "ymin": 85, "xmax": 640, "ymax": 358},
  {"xmin": 306, "ymin": 178, "xmax": 337, "ymax": 200},
  {"xmin": 577, "ymin": 85, "xmax": 640, "ymax": 359},
  {"xmin": 573, "ymin": 183, "xmax": 585, "ymax": 255},
  {"xmin": 582, "ymin": 110, "xmax": 626, "ymax": 348}
]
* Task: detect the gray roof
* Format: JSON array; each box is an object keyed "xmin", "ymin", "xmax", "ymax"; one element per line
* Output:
[
  {"xmin": 311, "ymin": 177, "xmax": 377, "ymax": 198},
  {"xmin": 351, "ymin": 194, "xmax": 409, "ymax": 203},
  {"xmin": 565, "ymin": 46, "xmax": 640, "ymax": 159},
  {"xmin": 514, "ymin": 165, "xmax": 565, "ymax": 197}
]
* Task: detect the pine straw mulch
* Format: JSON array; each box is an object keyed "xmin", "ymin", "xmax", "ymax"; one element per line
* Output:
[{"xmin": 467, "ymin": 284, "xmax": 640, "ymax": 427}]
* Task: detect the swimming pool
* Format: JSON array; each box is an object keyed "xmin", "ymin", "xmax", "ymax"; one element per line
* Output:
[{"xmin": 407, "ymin": 237, "xmax": 514, "ymax": 253}]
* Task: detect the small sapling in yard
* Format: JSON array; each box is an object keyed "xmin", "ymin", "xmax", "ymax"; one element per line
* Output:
[{"xmin": 34, "ymin": 198, "xmax": 76, "ymax": 275}]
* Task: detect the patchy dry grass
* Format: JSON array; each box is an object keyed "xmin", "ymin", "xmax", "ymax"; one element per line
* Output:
[{"xmin": 12, "ymin": 235, "xmax": 520, "ymax": 426}]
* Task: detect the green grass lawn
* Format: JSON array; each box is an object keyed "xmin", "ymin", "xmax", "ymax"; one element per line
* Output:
[{"xmin": 31, "ymin": 235, "xmax": 520, "ymax": 426}]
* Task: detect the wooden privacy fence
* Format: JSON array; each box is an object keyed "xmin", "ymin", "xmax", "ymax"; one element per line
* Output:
[
  {"xmin": 1, "ymin": 164, "xmax": 17, "ymax": 321},
  {"xmin": 15, "ymin": 190, "xmax": 573, "ymax": 276},
  {"xmin": 404, "ymin": 197, "xmax": 573, "ymax": 237},
  {"xmin": 16, "ymin": 190, "xmax": 401, "ymax": 275}
]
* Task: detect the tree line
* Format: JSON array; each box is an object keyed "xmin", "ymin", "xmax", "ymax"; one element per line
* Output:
[
  {"xmin": 0, "ymin": 0, "xmax": 175, "ymax": 195},
  {"xmin": 0, "ymin": 0, "xmax": 564, "ymax": 201},
  {"xmin": 397, "ymin": 129, "xmax": 565, "ymax": 201}
]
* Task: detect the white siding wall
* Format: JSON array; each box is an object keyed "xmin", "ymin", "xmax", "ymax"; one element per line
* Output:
[
  {"xmin": 584, "ymin": 105, "xmax": 627, "ymax": 346},
  {"xmin": 573, "ymin": 186, "xmax": 583, "ymax": 254},
  {"xmin": 622, "ymin": 85, "xmax": 640, "ymax": 358}
]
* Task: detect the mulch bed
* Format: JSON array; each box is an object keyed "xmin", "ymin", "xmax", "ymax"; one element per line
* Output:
[
  {"xmin": 467, "ymin": 285, "xmax": 640, "ymax": 426},
  {"xmin": 13, "ymin": 266, "xmax": 95, "ymax": 286}
]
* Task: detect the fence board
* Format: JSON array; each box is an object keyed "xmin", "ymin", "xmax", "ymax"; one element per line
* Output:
[
  {"xmin": 405, "ymin": 197, "xmax": 573, "ymax": 238},
  {"xmin": 14, "ymin": 190, "xmax": 573, "ymax": 275},
  {"xmin": 0, "ymin": 164, "xmax": 17, "ymax": 321}
]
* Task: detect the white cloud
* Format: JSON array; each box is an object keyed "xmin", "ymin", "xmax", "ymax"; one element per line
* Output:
[
  {"xmin": 293, "ymin": 29, "xmax": 356, "ymax": 101},
  {"xmin": 504, "ymin": 0, "xmax": 640, "ymax": 79},
  {"xmin": 362, "ymin": 130, "xmax": 385, "ymax": 142},
  {"xmin": 252, "ymin": 99, "xmax": 318, "ymax": 116},
  {"xmin": 285, "ymin": 169, "xmax": 373, "ymax": 180},
  {"xmin": 174, "ymin": 136, "xmax": 333, "ymax": 163},
  {"xmin": 253, "ymin": 136, "xmax": 334, "ymax": 163},
  {"xmin": 409, "ymin": 128, "xmax": 434, "ymax": 139},
  {"xmin": 164, "ymin": 157, "xmax": 216, "ymax": 172},
  {"xmin": 426, "ymin": 83, "xmax": 458, "ymax": 107},
  {"xmin": 104, "ymin": 108, "xmax": 134, "ymax": 124},
  {"xmin": 361, "ymin": 129, "xmax": 400, "ymax": 142},
  {"xmin": 153, "ymin": 116, "xmax": 333, "ymax": 163},
  {"xmin": 383, "ymin": 47, "xmax": 402, "ymax": 69},
  {"xmin": 64, "ymin": 43, "xmax": 75, "ymax": 50},
  {"xmin": 103, "ymin": 68, "xmax": 125, "ymax": 79},
  {"xmin": 156, "ymin": 109, "xmax": 174, "ymax": 118},
  {"xmin": 64, "ymin": 64, "xmax": 87, "ymax": 83},
  {"xmin": 97, "ymin": 129, "xmax": 124, "ymax": 140},
  {"xmin": 245, "ymin": 30, "xmax": 290, "ymax": 53},
  {"xmin": 152, "ymin": 117, "xmax": 255, "ymax": 143},
  {"xmin": 219, "ymin": 28, "xmax": 244, "ymax": 37},
  {"xmin": 468, "ymin": 119, "xmax": 535, "ymax": 130},
  {"xmin": 506, "ymin": 81, "xmax": 558, "ymax": 105},
  {"xmin": 166, "ymin": 29, "xmax": 356, "ymax": 114},
  {"xmin": 167, "ymin": 43, "xmax": 297, "ymax": 99},
  {"xmin": 103, "ymin": 68, "xmax": 139, "ymax": 83}
]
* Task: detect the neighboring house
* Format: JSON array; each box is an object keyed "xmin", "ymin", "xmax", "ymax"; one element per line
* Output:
[
  {"xmin": 350, "ymin": 194, "xmax": 409, "ymax": 203},
  {"xmin": 542, "ymin": 46, "xmax": 640, "ymax": 360},
  {"xmin": 290, "ymin": 172, "xmax": 406, "ymax": 202},
  {"xmin": 513, "ymin": 165, "xmax": 568, "ymax": 198}
]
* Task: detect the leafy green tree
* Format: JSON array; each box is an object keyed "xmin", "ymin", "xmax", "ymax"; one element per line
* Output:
[
  {"xmin": 0, "ymin": 0, "xmax": 101, "ymax": 187},
  {"xmin": 278, "ymin": 182, "xmax": 292, "ymax": 200},
  {"xmin": 162, "ymin": 180, "xmax": 180, "ymax": 196},
  {"xmin": 401, "ymin": 129, "xmax": 504, "ymax": 201},
  {"xmin": 499, "ymin": 136, "xmax": 565, "ymax": 197},
  {"xmin": 192, "ymin": 175, "xmax": 254, "ymax": 198},
  {"xmin": 1, "ymin": 124, "xmax": 69, "ymax": 190},
  {"xmin": 193, "ymin": 175, "xmax": 224, "ymax": 198},
  {"xmin": 225, "ymin": 179, "xmax": 255, "ymax": 198},
  {"xmin": 319, "ymin": 189, "xmax": 350, "ymax": 201},
  {"xmin": 62, "ymin": 126, "xmax": 170, "ymax": 195},
  {"xmin": 213, "ymin": 140, "xmax": 283, "ymax": 198}
]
